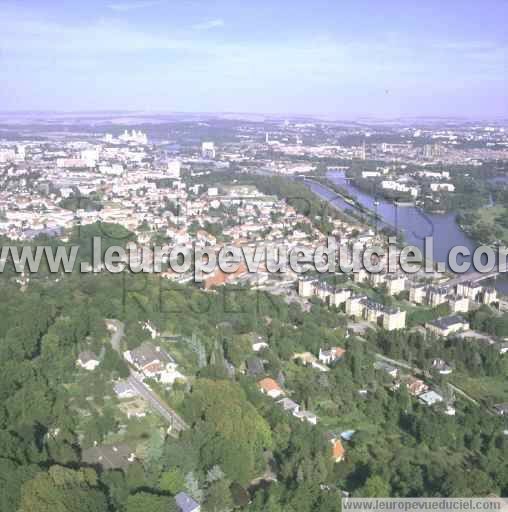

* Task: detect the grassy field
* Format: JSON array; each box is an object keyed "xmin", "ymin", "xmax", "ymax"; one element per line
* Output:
[
  {"xmin": 452, "ymin": 372, "xmax": 508, "ymax": 404},
  {"xmin": 316, "ymin": 402, "xmax": 381, "ymax": 435},
  {"xmin": 474, "ymin": 205, "xmax": 508, "ymax": 244}
]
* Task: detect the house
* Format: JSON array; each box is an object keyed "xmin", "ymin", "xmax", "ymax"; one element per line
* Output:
[
  {"xmin": 444, "ymin": 405, "xmax": 456, "ymax": 416},
  {"xmin": 315, "ymin": 281, "xmax": 334, "ymax": 302},
  {"xmin": 330, "ymin": 438, "xmax": 346, "ymax": 463},
  {"xmin": 340, "ymin": 430, "xmax": 356, "ymax": 441},
  {"xmin": 175, "ymin": 492, "xmax": 201, "ymax": 512},
  {"xmin": 252, "ymin": 334, "xmax": 269, "ymax": 352},
  {"xmin": 77, "ymin": 351, "xmax": 100, "ymax": 371},
  {"xmin": 494, "ymin": 403, "xmax": 508, "ymax": 416},
  {"xmin": 374, "ymin": 361, "xmax": 399, "ymax": 379},
  {"xmin": 401, "ymin": 376, "xmax": 428, "ymax": 397},
  {"xmin": 498, "ymin": 342, "xmax": 508, "ymax": 355},
  {"xmin": 457, "ymin": 281, "xmax": 483, "ymax": 302},
  {"xmin": 113, "ymin": 380, "xmax": 138, "ymax": 399},
  {"xmin": 430, "ymin": 183, "xmax": 455, "ymax": 192},
  {"xmin": 419, "ymin": 390, "xmax": 444, "ymax": 406},
  {"xmin": 383, "ymin": 308, "xmax": 406, "ymax": 331},
  {"xmin": 329, "ymin": 287, "xmax": 352, "ymax": 307},
  {"xmin": 482, "ymin": 287, "xmax": 497, "ymax": 305},
  {"xmin": 257, "ymin": 378, "xmax": 284, "ymax": 399},
  {"xmin": 157, "ymin": 367, "xmax": 186, "ymax": 385},
  {"xmin": 293, "ymin": 352, "xmax": 329, "ymax": 372},
  {"xmin": 345, "ymin": 294, "xmax": 367, "ymax": 317},
  {"xmin": 293, "ymin": 410, "xmax": 318, "ymax": 425},
  {"xmin": 426, "ymin": 315, "xmax": 470, "ymax": 337},
  {"xmin": 427, "ymin": 286, "xmax": 448, "ymax": 307},
  {"xmin": 431, "ymin": 359, "xmax": 453, "ymax": 375},
  {"xmin": 123, "ymin": 341, "xmax": 175, "ymax": 377},
  {"xmin": 277, "ymin": 398, "xmax": 300, "ymax": 414},
  {"xmin": 318, "ymin": 347, "xmax": 346, "ymax": 365},
  {"xmin": 409, "ymin": 283, "xmax": 427, "ymax": 304},
  {"xmin": 364, "ymin": 299, "xmax": 384, "ymax": 324},
  {"xmin": 386, "ymin": 274, "xmax": 407, "ymax": 296},
  {"xmin": 82, "ymin": 444, "xmax": 136, "ymax": 471},
  {"xmin": 298, "ymin": 277, "xmax": 316, "ymax": 297},
  {"xmin": 448, "ymin": 295, "xmax": 469, "ymax": 313}
]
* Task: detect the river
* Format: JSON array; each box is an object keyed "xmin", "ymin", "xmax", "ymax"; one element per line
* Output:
[{"xmin": 304, "ymin": 170, "xmax": 508, "ymax": 295}]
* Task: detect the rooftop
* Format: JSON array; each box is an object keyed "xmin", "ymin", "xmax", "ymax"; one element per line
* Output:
[
  {"xmin": 82, "ymin": 444, "xmax": 135, "ymax": 471},
  {"xmin": 129, "ymin": 341, "xmax": 173, "ymax": 367},
  {"xmin": 429, "ymin": 315, "xmax": 467, "ymax": 329},
  {"xmin": 175, "ymin": 492, "xmax": 200, "ymax": 512}
]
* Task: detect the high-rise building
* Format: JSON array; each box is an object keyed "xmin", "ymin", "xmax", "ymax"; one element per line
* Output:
[
  {"xmin": 119, "ymin": 130, "xmax": 148, "ymax": 145},
  {"xmin": 81, "ymin": 149, "xmax": 99, "ymax": 167},
  {"xmin": 167, "ymin": 159, "xmax": 181, "ymax": 179},
  {"xmin": 202, "ymin": 141, "xmax": 216, "ymax": 159},
  {"xmin": 16, "ymin": 144, "xmax": 26, "ymax": 160}
]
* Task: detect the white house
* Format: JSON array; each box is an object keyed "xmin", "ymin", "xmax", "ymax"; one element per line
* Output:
[
  {"xmin": 77, "ymin": 351, "xmax": 100, "ymax": 371},
  {"xmin": 257, "ymin": 378, "xmax": 284, "ymax": 399},
  {"xmin": 175, "ymin": 491, "xmax": 201, "ymax": 512},
  {"xmin": 430, "ymin": 183, "xmax": 455, "ymax": 192},
  {"xmin": 293, "ymin": 410, "xmax": 318, "ymax": 425},
  {"xmin": 419, "ymin": 390, "xmax": 444, "ymax": 406},
  {"xmin": 318, "ymin": 347, "xmax": 346, "ymax": 365},
  {"xmin": 113, "ymin": 380, "xmax": 138, "ymax": 399}
]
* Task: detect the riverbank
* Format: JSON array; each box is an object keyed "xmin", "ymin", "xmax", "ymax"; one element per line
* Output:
[
  {"xmin": 301, "ymin": 176, "xmax": 384, "ymax": 224},
  {"xmin": 456, "ymin": 205, "xmax": 508, "ymax": 247},
  {"xmin": 318, "ymin": 170, "xmax": 508, "ymax": 294}
]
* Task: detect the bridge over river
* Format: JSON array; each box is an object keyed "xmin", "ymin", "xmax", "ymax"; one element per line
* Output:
[{"xmin": 445, "ymin": 268, "xmax": 504, "ymax": 288}]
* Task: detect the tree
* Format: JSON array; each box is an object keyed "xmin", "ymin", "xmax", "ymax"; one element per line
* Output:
[
  {"xmin": 206, "ymin": 465, "xmax": 225, "ymax": 483},
  {"xmin": 205, "ymin": 479, "xmax": 234, "ymax": 512},
  {"xmin": 159, "ymin": 468, "xmax": 185, "ymax": 494},
  {"xmin": 357, "ymin": 475, "xmax": 391, "ymax": 497},
  {"xmin": 18, "ymin": 466, "xmax": 109, "ymax": 512},
  {"xmin": 125, "ymin": 462, "xmax": 147, "ymax": 492},
  {"xmin": 144, "ymin": 429, "xmax": 165, "ymax": 465},
  {"xmin": 185, "ymin": 471, "xmax": 204, "ymax": 503},
  {"xmin": 126, "ymin": 492, "xmax": 177, "ymax": 512},
  {"xmin": 184, "ymin": 380, "xmax": 272, "ymax": 484},
  {"xmin": 101, "ymin": 345, "xmax": 129, "ymax": 377}
]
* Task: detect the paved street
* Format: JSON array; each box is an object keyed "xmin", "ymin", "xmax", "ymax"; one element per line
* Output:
[
  {"xmin": 107, "ymin": 319, "xmax": 188, "ymax": 433},
  {"xmin": 127, "ymin": 374, "xmax": 188, "ymax": 432}
]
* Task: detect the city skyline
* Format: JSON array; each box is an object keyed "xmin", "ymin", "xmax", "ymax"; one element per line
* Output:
[{"xmin": 2, "ymin": 0, "xmax": 507, "ymax": 118}]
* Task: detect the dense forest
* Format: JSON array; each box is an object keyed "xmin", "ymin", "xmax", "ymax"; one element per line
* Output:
[{"xmin": 0, "ymin": 261, "xmax": 507, "ymax": 512}]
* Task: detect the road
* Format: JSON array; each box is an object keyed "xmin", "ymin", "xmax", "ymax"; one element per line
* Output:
[
  {"xmin": 448, "ymin": 383, "xmax": 480, "ymax": 407},
  {"xmin": 127, "ymin": 374, "xmax": 188, "ymax": 431},
  {"xmin": 374, "ymin": 353, "xmax": 418, "ymax": 372},
  {"xmin": 375, "ymin": 354, "xmax": 481, "ymax": 407},
  {"xmin": 368, "ymin": 347, "xmax": 482, "ymax": 407},
  {"xmin": 106, "ymin": 319, "xmax": 189, "ymax": 433},
  {"xmin": 444, "ymin": 268, "xmax": 501, "ymax": 288}
]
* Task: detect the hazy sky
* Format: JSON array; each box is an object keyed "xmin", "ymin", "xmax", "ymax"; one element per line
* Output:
[{"xmin": 1, "ymin": 0, "xmax": 507, "ymax": 118}]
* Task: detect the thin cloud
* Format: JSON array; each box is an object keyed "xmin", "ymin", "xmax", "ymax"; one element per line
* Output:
[
  {"xmin": 107, "ymin": 0, "xmax": 165, "ymax": 12},
  {"xmin": 192, "ymin": 18, "xmax": 225, "ymax": 31}
]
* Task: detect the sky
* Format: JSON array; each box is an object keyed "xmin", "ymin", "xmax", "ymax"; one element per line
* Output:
[{"xmin": 1, "ymin": 0, "xmax": 507, "ymax": 118}]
